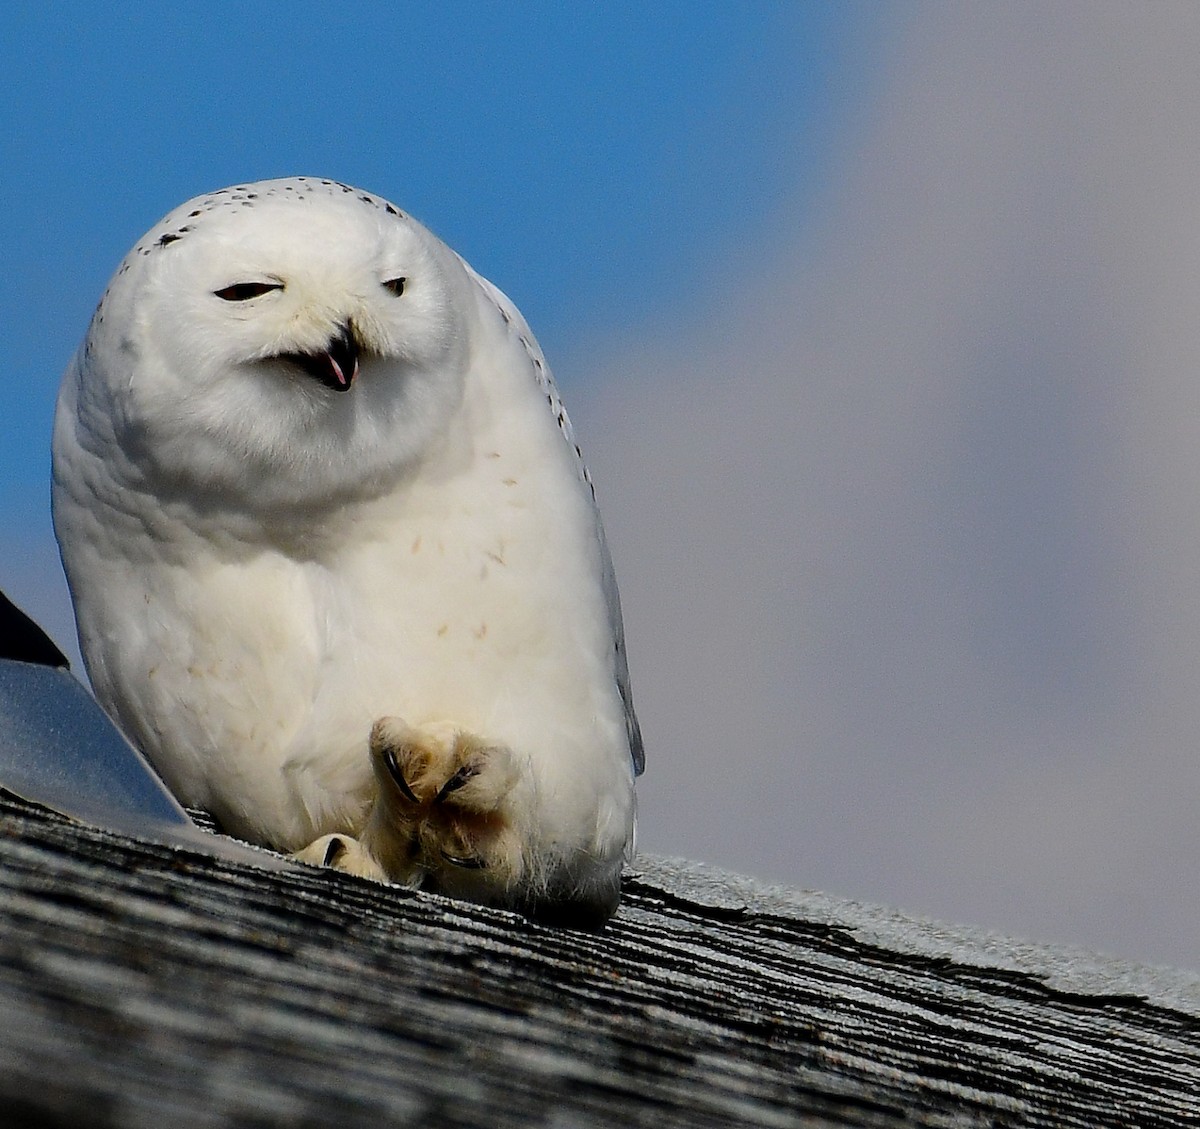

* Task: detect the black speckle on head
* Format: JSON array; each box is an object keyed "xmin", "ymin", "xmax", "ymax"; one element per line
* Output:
[
  {"xmin": 360, "ymin": 194, "xmax": 373, "ymax": 204},
  {"xmin": 188, "ymin": 209, "xmax": 201, "ymax": 217},
  {"xmin": 157, "ymin": 232, "xmax": 183, "ymax": 247},
  {"xmin": 385, "ymin": 203, "xmax": 399, "ymax": 216}
]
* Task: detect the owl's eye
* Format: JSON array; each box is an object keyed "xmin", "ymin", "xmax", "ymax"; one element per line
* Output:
[
  {"xmin": 214, "ymin": 281, "xmax": 284, "ymax": 301},
  {"xmin": 382, "ymin": 277, "xmax": 406, "ymax": 297}
]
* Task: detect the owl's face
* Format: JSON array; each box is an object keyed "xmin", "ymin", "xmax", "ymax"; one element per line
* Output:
[{"xmin": 80, "ymin": 180, "xmax": 476, "ymax": 513}]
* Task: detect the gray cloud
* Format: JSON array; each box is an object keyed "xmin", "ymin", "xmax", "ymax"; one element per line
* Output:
[{"xmin": 575, "ymin": 2, "xmax": 1200, "ymax": 968}]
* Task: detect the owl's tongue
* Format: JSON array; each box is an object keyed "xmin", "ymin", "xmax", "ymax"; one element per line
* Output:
[{"xmin": 283, "ymin": 325, "xmax": 359, "ymax": 392}]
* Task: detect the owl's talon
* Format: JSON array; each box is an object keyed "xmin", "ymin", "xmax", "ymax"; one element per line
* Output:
[
  {"xmin": 382, "ymin": 747, "xmax": 421, "ymax": 804},
  {"xmin": 441, "ymin": 848, "xmax": 487, "ymax": 870},
  {"xmin": 323, "ymin": 836, "xmax": 348, "ymax": 866},
  {"xmin": 435, "ymin": 764, "xmax": 477, "ymax": 803}
]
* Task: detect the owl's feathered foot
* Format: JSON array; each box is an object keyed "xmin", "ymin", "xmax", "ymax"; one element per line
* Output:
[
  {"xmin": 293, "ymin": 831, "xmax": 389, "ymax": 880},
  {"xmin": 297, "ymin": 717, "xmax": 533, "ymax": 902}
]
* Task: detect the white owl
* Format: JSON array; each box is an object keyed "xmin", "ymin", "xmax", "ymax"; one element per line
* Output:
[{"xmin": 52, "ymin": 178, "xmax": 643, "ymax": 920}]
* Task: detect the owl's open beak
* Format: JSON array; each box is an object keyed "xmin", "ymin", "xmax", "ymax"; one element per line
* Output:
[{"xmin": 280, "ymin": 324, "xmax": 360, "ymax": 393}]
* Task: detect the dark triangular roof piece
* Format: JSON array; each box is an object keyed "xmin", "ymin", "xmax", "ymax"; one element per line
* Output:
[{"xmin": 0, "ymin": 589, "xmax": 69, "ymax": 669}]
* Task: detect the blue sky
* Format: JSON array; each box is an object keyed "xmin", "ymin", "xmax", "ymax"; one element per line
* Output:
[{"xmin": 2, "ymin": 3, "xmax": 877, "ymax": 529}]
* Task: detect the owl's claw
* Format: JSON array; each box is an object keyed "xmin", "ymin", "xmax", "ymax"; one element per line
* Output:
[
  {"xmin": 435, "ymin": 764, "xmax": 478, "ymax": 803},
  {"xmin": 382, "ymin": 746, "xmax": 421, "ymax": 804},
  {"xmin": 441, "ymin": 848, "xmax": 487, "ymax": 870},
  {"xmin": 323, "ymin": 836, "xmax": 348, "ymax": 866}
]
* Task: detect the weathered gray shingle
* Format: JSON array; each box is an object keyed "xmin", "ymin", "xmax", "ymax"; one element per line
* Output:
[{"xmin": 1, "ymin": 790, "xmax": 1197, "ymax": 1128}]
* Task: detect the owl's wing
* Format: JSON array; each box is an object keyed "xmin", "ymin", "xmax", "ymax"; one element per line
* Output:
[
  {"xmin": 467, "ymin": 267, "xmax": 645, "ymax": 776},
  {"xmin": 597, "ymin": 520, "xmax": 645, "ymax": 776}
]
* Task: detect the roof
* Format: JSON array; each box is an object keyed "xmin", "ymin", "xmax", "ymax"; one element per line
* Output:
[{"xmin": 2, "ymin": 787, "xmax": 1198, "ymax": 1128}]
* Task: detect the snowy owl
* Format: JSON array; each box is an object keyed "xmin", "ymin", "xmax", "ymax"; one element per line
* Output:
[{"xmin": 52, "ymin": 177, "xmax": 643, "ymax": 920}]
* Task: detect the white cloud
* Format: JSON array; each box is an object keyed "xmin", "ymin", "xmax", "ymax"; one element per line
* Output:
[{"xmin": 575, "ymin": 2, "xmax": 1200, "ymax": 968}]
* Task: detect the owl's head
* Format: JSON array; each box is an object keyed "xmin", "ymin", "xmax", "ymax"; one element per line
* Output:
[{"xmin": 73, "ymin": 178, "xmax": 478, "ymax": 514}]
